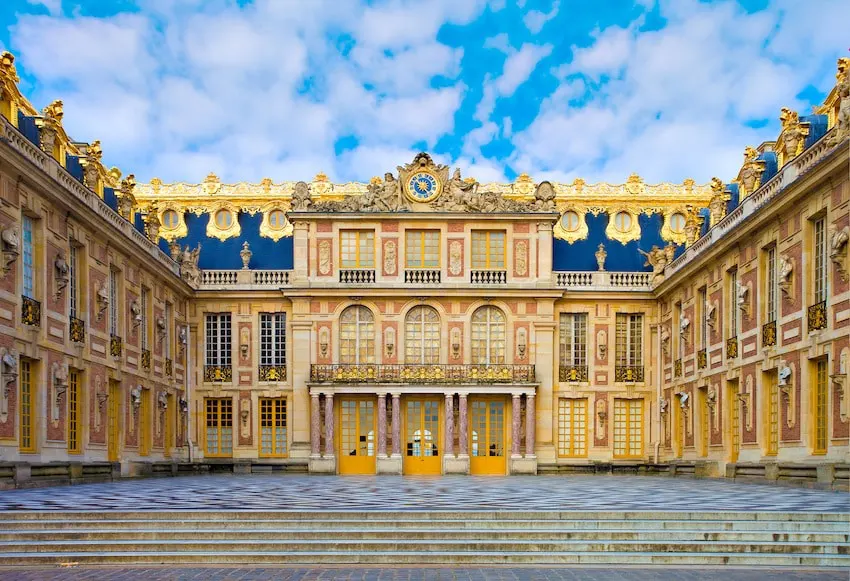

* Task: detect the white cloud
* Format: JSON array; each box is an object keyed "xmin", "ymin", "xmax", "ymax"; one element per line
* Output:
[
  {"xmin": 523, "ymin": 0, "xmax": 559, "ymax": 34},
  {"xmin": 26, "ymin": 0, "xmax": 61, "ymax": 16}
]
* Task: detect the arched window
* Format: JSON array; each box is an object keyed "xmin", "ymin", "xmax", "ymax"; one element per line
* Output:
[
  {"xmin": 405, "ymin": 306, "xmax": 440, "ymax": 364},
  {"xmin": 471, "ymin": 306, "xmax": 506, "ymax": 364},
  {"xmin": 339, "ymin": 306, "xmax": 375, "ymax": 364}
]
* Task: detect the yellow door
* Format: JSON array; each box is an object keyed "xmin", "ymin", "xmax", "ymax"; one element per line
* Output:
[
  {"xmin": 728, "ymin": 383, "xmax": 740, "ymax": 463},
  {"xmin": 107, "ymin": 381, "xmax": 121, "ymax": 462},
  {"xmin": 338, "ymin": 398, "xmax": 376, "ymax": 474},
  {"xmin": 403, "ymin": 398, "xmax": 441, "ymax": 474},
  {"xmin": 470, "ymin": 397, "xmax": 506, "ymax": 475}
]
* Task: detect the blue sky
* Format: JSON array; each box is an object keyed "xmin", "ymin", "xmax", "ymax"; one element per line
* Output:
[{"xmin": 1, "ymin": 0, "xmax": 847, "ymax": 184}]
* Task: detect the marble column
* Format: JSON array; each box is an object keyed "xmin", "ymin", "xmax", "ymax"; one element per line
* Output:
[
  {"xmin": 391, "ymin": 393, "xmax": 401, "ymax": 457},
  {"xmin": 324, "ymin": 393, "xmax": 334, "ymax": 458},
  {"xmin": 377, "ymin": 393, "xmax": 387, "ymax": 457},
  {"xmin": 457, "ymin": 393, "xmax": 468, "ymax": 457},
  {"xmin": 310, "ymin": 393, "xmax": 320, "ymax": 456},
  {"xmin": 511, "ymin": 393, "xmax": 522, "ymax": 457},
  {"xmin": 444, "ymin": 393, "xmax": 454, "ymax": 458},
  {"xmin": 525, "ymin": 393, "xmax": 536, "ymax": 457}
]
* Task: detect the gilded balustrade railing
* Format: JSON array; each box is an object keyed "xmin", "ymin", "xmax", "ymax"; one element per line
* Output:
[
  {"xmin": 310, "ymin": 363, "xmax": 535, "ymax": 384},
  {"xmin": 614, "ymin": 365, "xmax": 644, "ymax": 383},
  {"xmin": 69, "ymin": 316, "xmax": 85, "ymax": 343},
  {"xmin": 807, "ymin": 301, "xmax": 827, "ymax": 332},
  {"xmin": 762, "ymin": 320, "xmax": 777, "ymax": 348},
  {"xmin": 558, "ymin": 364, "xmax": 588, "ymax": 382},
  {"xmin": 726, "ymin": 336, "xmax": 738, "ymax": 359},
  {"xmin": 21, "ymin": 296, "xmax": 41, "ymax": 327}
]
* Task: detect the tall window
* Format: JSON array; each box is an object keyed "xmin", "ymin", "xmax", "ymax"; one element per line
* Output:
[
  {"xmin": 558, "ymin": 398, "xmax": 587, "ymax": 457},
  {"xmin": 205, "ymin": 397, "xmax": 233, "ymax": 457},
  {"xmin": 765, "ymin": 246, "xmax": 778, "ymax": 323},
  {"xmin": 109, "ymin": 268, "xmax": 119, "ymax": 336},
  {"xmin": 766, "ymin": 371, "xmax": 779, "ymax": 456},
  {"xmin": 405, "ymin": 306, "xmax": 440, "ymax": 364},
  {"xmin": 698, "ymin": 287, "xmax": 708, "ymax": 348},
  {"xmin": 405, "ymin": 230, "xmax": 440, "ymax": 269},
  {"xmin": 559, "ymin": 313, "xmax": 587, "ymax": 367},
  {"xmin": 260, "ymin": 313, "xmax": 287, "ymax": 368},
  {"xmin": 813, "ymin": 217, "xmax": 827, "ymax": 304},
  {"xmin": 19, "ymin": 359, "xmax": 34, "ymax": 453},
  {"xmin": 205, "ymin": 313, "xmax": 232, "ymax": 368},
  {"xmin": 139, "ymin": 389, "xmax": 151, "ymax": 457},
  {"xmin": 68, "ymin": 370, "xmax": 81, "ymax": 454},
  {"xmin": 613, "ymin": 399, "xmax": 643, "ymax": 458},
  {"xmin": 22, "ymin": 215, "xmax": 34, "ymax": 298},
  {"xmin": 260, "ymin": 398, "xmax": 287, "ymax": 457},
  {"xmin": 69, "ymin": 245, "xmax": 78, "ymax": 319},
  {"xmin": 471, "ymin": 306, "xmax": 506, "ymax": 364},
  {"xmin": 339, "ymin": 306, "xmax": 375, "ymax": 364},
  {"xmin": 814, "ymin": 359, "xmax": 828, "ymax": 454},
  {"xmin": 615, "ymin": 314, "xmax": 643, "ymax": 367},
  {"xmin": 140, "ymin": 288, "xmax": 149, "ymax": 352},
  {"xmin": 728, "ymin": 269, "xmax": 738, "ymax": 338},
  {"xmin": 471, "ymin": 231, "xmax": 505, "ymax": 270},
  {"xmin": 340, "ymin": 230, "xmax": 375, "ymax": 269}
]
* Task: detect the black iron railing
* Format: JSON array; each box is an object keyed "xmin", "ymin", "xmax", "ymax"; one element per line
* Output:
[{"xmin": 310, "ymin": 363, "xmax": 535, "ymax": 384}]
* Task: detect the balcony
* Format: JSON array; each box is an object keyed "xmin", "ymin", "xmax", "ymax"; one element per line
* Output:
[
  {"xmin": 141, "ymin": 349, "xmax": 151, "ymax": 370},
  {"xmin": 259, "ymin": 365, "xmax": 286, "ymax": 381},
  {"xmin": 614, "ymin": 365, "xmax": 644, "ymax": 383},
  {"xmin": 109, "ymin": 335, "xmax": 123, "ymax": 357},
  {"xmin": 404, "ymin": 269, "xmax": 441, "ymax": 284},
  {"xmin": 69, "ymin": 316, "xmax": 85, "ymax": 343},
  {"xmin": 21, "ymin": 296, "xmax": 41, "ymax": 327},
  {"xmin": 559, "ymin": 364, "xmax": 588, "ymax": 382},
  {"xmin": 726, "ymin": 336, "xmax": 738, "ymax": 359},
  {"xmin": 165, "ymin": 358, "xmax": 173, "ymax": 377},
  {"xmin": 198, "ymin": 269, "xmax": 292, "ymax": 290},
  {"xmin": 807, "ymin": 301, "xmax": 827, "ymax": 332},
  {"xmin": 674, "ymin": 359, "xmax": 682, "ymax": 378},
  {"xmin": 310, "ymin": 364, "xmax": 536, "ymax": 384},
  {"xmin": 554, "ymin": 271, "xmax": 653, "ymax": 291},
  {"xmin": 204, "ymin": 365, "xmax": 232, "ymax": 382},
  {"xmin": 697, "ymin": 349, "xmax": 707, "ymax": 370},
  {"xmin": 470, "ymin": 270, "xmax": 507, "ymax": 284},
  {"xmin": 339, "ymin": 269, "xmax": 376, "ymax": 284},
  {"xmin": 762, "ymin": 320, "xmax": 777, "ymax": 348}
]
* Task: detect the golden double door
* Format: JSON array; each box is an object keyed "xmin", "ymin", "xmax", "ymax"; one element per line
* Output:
[
  {"xmin": 470, "ymin": 397, "xmax": 507, "ymax": 475},
  {"xmin": 338, "ymin": 398, "xmax": 376, "ymax": 475},
  {"xmin": 403, "ymin": 398, "xmax": 442, "ymax": 475}
]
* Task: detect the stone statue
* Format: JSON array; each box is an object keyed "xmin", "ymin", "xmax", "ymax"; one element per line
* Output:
[
  {"xmin": 116, "ymin": 174, "xmax": 137, "ymax": 221},
  {"xmin": 708, "ymin": 177, "xmax": 728, "ymax": 227},
  {"xmin": 361, "ymin": 173, "xmax": 405, "ymax": 212},
  {"xmin": 684, "ymin": 205, "xmax": 701, "ymax": 246},
  {"xmin": 830, "ymin": 224, "xmax": 849, "ymax": 281},
  {"xmin": 145, "ymin": 206, "xmax": 161, "ymax": 242},
  {"xmin": 82, "ymin": 140, "xmax": 102, "ymax": 190},
  {"xmin": 778, "ymin": 254, "xmax": 793, "ymax": 298},
  {"xmin": 532, "ymin": 181, "xmax": 557, "ymax": 211},
  {"xmin": 779, "ymin": 108, "xmax": 808, "ymax": 161},
  {"xmin": 737, "ymin": 146, "xmax": 765, "ymax": 197},
  {"xmin": 178, "ymin": 244, "xmax": 202, "ymax": 286},
  {"xmin": 639, "ymin": 245, "xmax": 669, "ymax": 282},
  {"xmin": 828, "ymin": 58, "xmax": 850, "ymax": 147},
  {"xmin": 240, "ymin": 241, "xmax": 252, "ymax": 270},
  {"xmin": 36, "ymin": 100, "xmax": 63, "ymax": 155},
  {"xmin": 595, "ymin": 243, "xmax": 607, "ymax": 271},
  {"xmin": 290, "ymin": 181, "xmax": 312, "ymax": 211}
]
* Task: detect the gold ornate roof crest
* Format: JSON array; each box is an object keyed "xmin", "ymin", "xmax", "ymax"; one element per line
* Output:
[{"xmin": 735, "ymin": 146, "xmax": 766, "ymax": 200}]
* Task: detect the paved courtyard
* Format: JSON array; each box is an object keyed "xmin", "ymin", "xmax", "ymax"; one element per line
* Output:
[{"xmin": 0, "ymin": 474, "xmax": 847, "ymax": 512}]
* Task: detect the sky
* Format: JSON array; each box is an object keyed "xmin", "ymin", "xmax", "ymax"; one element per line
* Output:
[{"xmin": 1, "ymin": 0, "xmax": 847, "ymax": 185}]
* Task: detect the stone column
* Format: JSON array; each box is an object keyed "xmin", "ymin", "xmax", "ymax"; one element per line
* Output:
[
  {"xmin": 324, "ymin": 393, "xmax": 334, "ymax": 458},
  {"xmin": 444, "ymin": 393, "xmax": 454, "ymax": 458},
  {"xmin": 391, "ymin": 393, "xmax": 401, "ymax": 457},
  {"xmin": 511, "ymin": 393, "xmax": 522, "ymax": 457},
  {"xmin": 525, "ymin": 393, "xmax": 536, "ymax": 457},
  {"xmin": 377, "ymin": 393, "xmax": 387, "ymax": 458},
  {"xmin": 310, "ymin": 392, "xmax": 320, "ymax": 457},
  {"xmin": 457, "ymin": 393, "xmax": 468, "ymax": 457},
  {"xmin": 290, "ymin": 316, "xmax": 314, "ymax": 458}
]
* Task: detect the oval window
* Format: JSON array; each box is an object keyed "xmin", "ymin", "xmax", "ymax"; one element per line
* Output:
[
  {"xmin": 161, "ymin": 209, "xmax": 179, "ymax": 229},
  {"xmin": 613, "ymin": 211, "xmax": 632, "ymax": 232},
  {"xmin": 561, "ymin": 210, "xmax": 580, "ymax": 232},
  {"xmin": 268, "ymin": 209, "xmax": 286, "ymax": 230},
  {"xmin": 669, "ymin": 213, "xmax": 686, "ymax": 234},
  {"xmin": 215, "ymin": 209, "xmax": 233, "ymax": 229}
]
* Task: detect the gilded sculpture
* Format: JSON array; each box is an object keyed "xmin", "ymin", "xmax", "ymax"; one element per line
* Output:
[
  {"xmin": 829, "ymin": 223, "xmax": 849, "ymax": 281},
  {"xmin": 708, "ymin": 177, "xmax": 728, "ymax": 227},
  {"xmin": 827, "ymin": 57, "xmax": 850, "ymax": 146},
  {"xmin": 36, "ymin": 99, "xmax": 63, "ymax": 155},
  {"xmin": 736, "ymin": 146, "xmax": 766, "ymax": 199},
  {"xmin": 116, "ymin": 174, "xmax": 137, "ymax": 221},
  {"xmin": 777, "ymin": 107, "xmax": 809, "ymax": 166}
]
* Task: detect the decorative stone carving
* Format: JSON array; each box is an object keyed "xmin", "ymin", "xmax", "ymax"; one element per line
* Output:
[
  {"xmin": 318, "ymin": 240, "xmax": 331, "ymax": 276},
  {"xmin": 516, "ymin": 328, "xmax": 528, "ymax": 360},
  {"xmin": 81, "ymin": 140, "xmax": 102, "ymax": 190},
  {"xmin": 832, "ymin": 351, "xmax": 848, "ymax": 423},
  {"xmin": 682, "ymin": 205, "xmax": 702, "ymax": 247},
  {"xmin": 736, "ymin": 146, "xmax": 766, "ymax": 199},
  {"xmin": 0, "ymin": 226, "xmax": 19, "ymax": 277},
  {"xmin": 0, "ymin": 348, "xmax": 17, "ymax": 420},
  {"xmin": 778, "ymin": 364, "xmax": 796, "ymax": 428},
  {"xmin": 778, "ymin": 254, "xmax": 794, "ymax": 299},
  {"xmin": 156, "ymin": 316, "xmax": 167, "ymax": 340},
  {"xmin": 130, "ymin": 299, "xmax": 142, "ymax": 328},
  {"xmin": 177, "ymin": 244, "xmax": 202, "ymax": 286},
  {"xmin": 240, "ymin": 398, "xmax": 251, "ymax": 438},
  {"xmin": 240, "ymin": 241, "xmax": 252, "ymax": 270},
  {"xmin": 596, "ymin": 329, "xmax": 607, "ymax": 361},
  {"xmin": 736, "ymin": 281, "xmax": 750, "ymax": 316},
  {"xmin": 53, "ymin": 252, "xmax": 69, "ymax": 299},
  {"xmin": 829, "ymin": 224, "xmax": 849, "ymax": 282},
  {"xmin": 290, "ymin": 181, "xmax": 312, "ymax": 211},
  {"xmin": 52, "ymin": 362, "xmax": 69, "ymax": 422},
  {"xmin": 36, "ymin": 100, "xmax": 63, "ymax": 155},
  {"xmin": 319, "ymin": 327, "xmax": 330, "ymax": 358},
  {"xmin": 384, "ymin": 240, "xmax": 397, "ymax": 275},
  {"xmin": 449, "ymin": 240, "xmax": 462, "ymax": 276},
  {"xmin": 384, "ymin": 326, "xmax": 395, "ymax": 359},
  {"xmin": 179, "ymin": 396, "xmax": 189, "ymax": 414},
  {"xmin": 116, "ymin": 175, "xmax": 137, "ymax": 221},
  {"xmin": 450, "ymin": 327, "xmax": 461, "ymax": 360},
  {"xmin": 157, "ymin": 391, "xmax": 168, "ymax": 410},
  {"xmin": 777, "ymin": 107, "xmax": 809, "ymax": 165},
  {"xmin": 515, "ymin": 240, "xmax": 528, "ymax": 276},
  {"xmin": 640, "ymin": 245, "xmax": 671, "ymax": 283},
  {"xmin": 827, "ymin": 58, "xmax": 850, "ymax": 147},
  {"xmin": 660, "ymin": 326, "xmax": 670, "ymax": 358},
  {"xmin": 595, "ymin": 399, "xmax": 607, "ymax": 441},
  {"xmin": 708, "ymin": 177, "xmax": 728, "ymax": 227},
  {"xmin": 740, "ymin": 376, "xmax": 754, "ymax": 431},
  {"xmin": 95, "ymin": 281, "xmax": 109, "ymax": 321},
  {"xmin": 595, "ymin": 244, "xmax": 607, "ymax": 271},
  {"xmin": 144, "ymin": 206, "xmax": 161, "ymax": 242},
  {"xmin": 706, "ymin": 301, "xmax": 717, "ymax": 331},
  {"xmin": 531, "ymin": 181, "xmax": 556, "ymax": 211},
  {"xmin": 365, "ymin": 173, "xmax": 406, "ymax": 212},
  {"xmin": 680, "ymin": 316, "xmax": 690, "ymax": 344},
  {"xmin": 240, "ymin": 326, "xmax": 250, "ymax": 360}
]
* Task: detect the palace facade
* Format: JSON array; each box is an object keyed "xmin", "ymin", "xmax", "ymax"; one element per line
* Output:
[{"xmin": 0, "ymin": 51, "xmax": 847, "ymax": 487}]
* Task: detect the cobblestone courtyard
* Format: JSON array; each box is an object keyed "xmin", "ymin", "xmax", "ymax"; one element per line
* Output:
[{"xmin": 0, "ymin": 474, "xmax": 847, "ymax": 512}]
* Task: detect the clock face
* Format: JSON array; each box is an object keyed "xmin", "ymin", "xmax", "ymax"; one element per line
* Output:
[{"xmin": 405, "ymin": 171, "xmax": 441, "ymax": 202}]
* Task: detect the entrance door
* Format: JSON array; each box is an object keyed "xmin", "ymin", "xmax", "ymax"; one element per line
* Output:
[
  {"xmin": 338, "ymin": 398, "xmax": 376, "ymax": 474},
  {"xmin": 728, "ymin": 381, "xmax": 740, "ymax": 463},
  {"xmin": 107, "ymin": 381, "xmax": 121, "ymax": 462},
  {"xmin": 470, "ymin": 397, "xmax": 506, "ymax": 475},
  {"xmin": 403, "ymin": 398, "xmax": 441, "ymax": 474}
]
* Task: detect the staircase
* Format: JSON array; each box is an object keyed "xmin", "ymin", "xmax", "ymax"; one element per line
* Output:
[{"xmin": 0, "ymin": 510, "xmax": 846, "ymax": 567}]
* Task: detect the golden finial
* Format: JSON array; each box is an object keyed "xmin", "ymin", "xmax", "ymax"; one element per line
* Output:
[
  {"xmin": 573, "ymin": 177, "xmax": 586, "ymax": 193},
  {"xmin": 204, "ymin": 172, "xmax": 219, "ymax": 184},
  {"xmin": 87, "ymin": 140, "xmax": 102, "ymax": 161},
  {"xmin": 369, "ymin": 176, "xmax": 382, "ymax": 185},
  {"xmin": 710, "ymin": 177, "xmax": 724, "ymax": 193},
  {"xmin": 42, "ymin": 99, "xmax": 64, "ymax": 123},
  {"xmin": 260, "ymin": 177, "xmax": 272, "ymax": 192},
  {"xmin": 108, "ymin": 167, "xmax": 122, "ymax": 184},
  {"xmin": 513, "ymin": 172, "xmax": 535, "ymax": 196},
  {"xmin": 120, "ymin": 174, "xmax": 136, "ymax": 193},
  {"xmin": 0, "ymin": 51, "xmax": 19, "ymax": 84},
  {"xmin": 682, "ymin": 178, "xmax": 695, "ymax": 192},
  {"xmin": 314, "ymin": 171, "xmax": 329, "ymax": 182},
  {"xmin": 463, "ymin": 177, "xmax": 476, "ymax": 184},
  {"xmin": 150, "ymin": 177, "xmax": 162, "ymax": 194},
  {"xmin": 743, "ymin": 146, "xmax": 758, "ymax": 161}
]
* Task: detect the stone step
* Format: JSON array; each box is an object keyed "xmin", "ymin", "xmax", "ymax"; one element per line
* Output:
[
  {"xmin": 1, "ymin": 539, "xmax": 847, "ymax": 555},
  {"xmin": 0, "ymin": 550, "xmax": 845, "ymax": 567},
  {"xmin": 0, "ymin": 529, "xmax": 846, "ymax": 543}
]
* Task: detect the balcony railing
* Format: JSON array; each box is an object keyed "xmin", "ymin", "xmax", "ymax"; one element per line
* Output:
[
  {"xmin": 21, "ymin": 296, "xmax": 41, "ymax": 327},
  {"xmin": 559, "ymin": 364, "xmax": 588, "ymax": 382},
  {"xmin": 204, "ymin": 365, "xmax": 232, "ymax": 382},
  {"xmin": 165, "ymin": 358, "xmax": 173, "ymax": 377},
  {"xmin": 554, "ymin": 271, "xmax": 653, "ymax": 290},
  {"xmin": 110, "ymin": 334, "xmax": 123, "ymax": 357},
  {"xmin": 762, "ymin": 320, "xmax": 777, "ymax": 348},
  {"xmin": 404, "ymin": 269, "xmax": 441, "ymax": 284},
  {"xmin": 310, "ymin": 364, "xmax": 536, "ymax": 384},
  {"xmin": 198, "ymin": 269, "xmax": 293, "ymax": 290},
  {"xmin": 807, "ymin": 301, "xmax": 827, "ymax": 332},
  {"xmin": 259, "ymin": 364, "xmax": 286, "ymax": 381},
  {"xmin": 726, "ymin": 336, "xmax": 738, "ymax": 359},
  {"xmin": 674, "ymin": 359, "xmax": 682, "ymax": 378},
  {"xmin": 141, "ymin": 349, "xmax": 151, "ymax": 370},
  {"xmin": 339, "ymin": 269, "xmax": 376, "ymax": 284},
  {"xmin": 470, "ymin": 270, "xmax": 507, "ymax": 284},
  {"xmin": 69, "ymin": 316, "xmax": 85, "ymax": 343},
  {"xmin": 614, "ymin": 365, "xmax": 644, "ymax": 383},
  {"xmin": 697, "ymin": 349, "xmax": 707, "ymax": 370}
]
